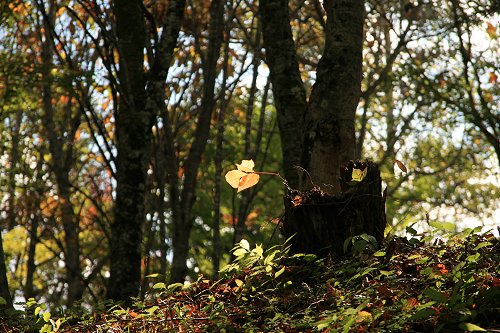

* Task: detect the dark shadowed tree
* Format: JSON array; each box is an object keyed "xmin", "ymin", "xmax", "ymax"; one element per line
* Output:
[
  {"xmin": 108, "ymin": 0, "xmax": 186, "ymax": 300},
  {"xmin": 261, "ymin": 0, "xmax": 386, "ymax": 256}
]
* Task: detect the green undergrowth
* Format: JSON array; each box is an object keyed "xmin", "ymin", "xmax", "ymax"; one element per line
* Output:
[{"xmin": 2, "ymin": 230, "xmax": 499, "ymax": 333}]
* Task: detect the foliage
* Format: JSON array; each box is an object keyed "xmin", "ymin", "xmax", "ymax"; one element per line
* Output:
[{"xmin": 1, "ymin": 230, "xmax": 498, "ymax": 332}]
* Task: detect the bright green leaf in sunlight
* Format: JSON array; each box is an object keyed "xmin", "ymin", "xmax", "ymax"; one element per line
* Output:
[
  {"xmin": 458, "ymin": 323, "xmax": 486, "ymax": 331},
  {"xmin": 428, "ymin": 221, "xmax": 455, "ymax": 232},
  {"xmin": 351, "ymin": 168, "xmax": 367, "ymax": 183},
  {"xmin": 240, "ymin": 239, "xmax": 250, "ymax": 251},
  {"xmin": 152, "ymin": 282, "xmax": 166, "ymax": 290}
]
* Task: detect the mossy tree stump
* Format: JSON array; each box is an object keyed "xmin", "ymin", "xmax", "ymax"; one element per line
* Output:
[{"xmin": 281, "ymin": 160, "xmax": 386, "ymax": 258}]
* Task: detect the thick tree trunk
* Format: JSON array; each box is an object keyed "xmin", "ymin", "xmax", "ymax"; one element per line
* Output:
[
  {"xmin": 108, "ymin": 0, "xmax": 148, "ymax": 301},
  {"xmin": 281, "ymin": 161, "xmax": 386, "ymax": 257},
  {"xmin": 302, "ymin": 0, "xmax": 364, "ymax": 195},
  {"xmin": 262, "ymin": 0, "xmax": 386, "ymax": 257}
]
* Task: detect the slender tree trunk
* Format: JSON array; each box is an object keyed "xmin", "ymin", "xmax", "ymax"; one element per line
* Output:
[
  {"xmin": 260, "ymin": 0, "xmax": 307, "ymax": 189},
  {"xmin": 7, "ymin": 109, "xmax": 22, "ymax": 230},
  {"xmin": 212, "ymin": 15, "xmax": 232, "ymax": 278},
  {"xmin": 107, "ymin": 0, "xmax": 148, "ymax": 301},
  {"xmin": 170, "ymin": 0, "xmax": 224, "ymax": 283},
  {"xmin": 39, "ymin": 0, "xmax": 82, "ymax": 306}
]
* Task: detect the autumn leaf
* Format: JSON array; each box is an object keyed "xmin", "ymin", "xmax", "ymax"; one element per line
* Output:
[
  {"xmin": 489, "ymin": 72, "xmax": 498, "ymax": 84},
  {"xmin": 394, "ymin": 159, "xmax": 408, "ymax": 173},
  {"xmin": 238, "ymin": 173, "xmax": 260, "ymax": 192},
  {"xmin": 236, "ymin": 159, "xmax": 255, "ymax": 172},
  {"xmin": 486, "ymin": 22, "xmax": 496, "ymax": 38},
  {"xmin": 225, "ymin": 159, "xmax": 260, "ymax": 192},
  {"xmin": 225, "ymin": 169, "xmax": 247, "ymax": 188}
]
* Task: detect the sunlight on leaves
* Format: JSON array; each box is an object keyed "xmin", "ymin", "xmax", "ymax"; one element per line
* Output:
[
  {"xmin": 225, "ymin": 159, "xmax": 260, "ymax": 192},
  {"xmin": 351, "ymin": 168, "xmax": 367, "ymax": 182}
]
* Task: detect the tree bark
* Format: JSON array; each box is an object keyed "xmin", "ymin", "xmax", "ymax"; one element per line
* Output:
[
  {"xmin": 262, "ymin": 0, "xmax": 386, "ymax": 257},
  {"xmin": 38, "ymin": 0, "xmax": 83, "ymax": 306},
  {"xmin": 302, "ymin": 0, "xmax": 364, "ymax": 195},
  {"xmin": 282, "ymin": 161, "xmax": 386, "ymax": 257},
  {"xmin": 108, "ymin": 0, "xmax": 148, "ymax": 301},
  {"xmin": 260, "ymin": 0, "xmax": 308, "ymax": 189}
]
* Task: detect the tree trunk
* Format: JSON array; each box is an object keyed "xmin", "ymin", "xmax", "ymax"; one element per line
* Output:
[
  {"xmin": 39, "ymin": 0, "xmax": 82, "ymax": 306},
  {"xmin": 301, "ymin": 0, "xmax": 364, "ymax": 195},
  {"xmin": 108, "ymin": 0, "xmax": 148, "ymax": 301},
  {"xmin": 170, "ymin": 0, "xmax": 224, "ymax": 283},
  {"xmin": 262, "ymin": 0, "xmax": 386, "ymax": 257},
  {"xmin": 281, "ymin": 161, "xmax": 386, "ymax": 257},
  {"xmin": 260, "ymin": 0, "xmax": 307, "ymax": 189}
]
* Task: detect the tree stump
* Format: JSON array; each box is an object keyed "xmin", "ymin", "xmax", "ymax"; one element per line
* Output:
[{"xmin": 281, "ymin": 160, "xmax": 386, "ymax": 258}]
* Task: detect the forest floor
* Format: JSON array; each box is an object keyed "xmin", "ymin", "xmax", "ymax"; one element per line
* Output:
[{"xmin": 1, "ymin": 231, "xmax": 499, "ymax": 332}]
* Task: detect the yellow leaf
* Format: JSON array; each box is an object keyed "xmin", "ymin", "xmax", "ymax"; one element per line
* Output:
[
  {"xmin": 237, "ymin": 159, "xmax": 255, "ymax": 173},
  {"xmin": 238, "ymin": 173, "xmax": 260, "ymax": 192},
  {"xmin": 356, "ymin": 310, "xmax": 372, "ymax": 323},
  {"xmin": 351, "ymin": 168, "xmax": 367, "ymax": 182},
  {"xmin": 225, "ymin": 170, "xmax": 247, "ymax": 188}
]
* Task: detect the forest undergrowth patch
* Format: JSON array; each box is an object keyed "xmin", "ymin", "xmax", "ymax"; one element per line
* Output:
[{"xmin": 1, "ymin": 231, "xmax": 499, "ymax": 333}]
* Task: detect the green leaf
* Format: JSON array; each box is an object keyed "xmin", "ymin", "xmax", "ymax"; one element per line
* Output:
[
  {"xmin": 35, "ymin": 306, "xmax": 42, "ymax": 316},
  {"xmin": 235, "ymin": 279, "xmax": 244, "ymax": 287},
  {"xmin": 409, "ymin": 308, "xmax": 437, "ymax": 321},
  {"xmin": 406, "ymin": 226, "xmax": 418, "ymax": 235},
  {"xmin": 146, "ymin": 273, "xmax": 160, "ymax": 278},
  {"xmin": 167, "ymin": 283, "xmax": 183, "ymax": 290},
  {"xmin": 146, "ymin": 306, "xmax": 159, "ymax": 315},
  {"xmin": 240, "ymin": 239, "xmax": 250, "ymax": 251},
  {"xmin": 423, "ymin": 288, "xmax": 448, "ymax": 303},
  {"xmin": 0, "ymin": 296, "xmax": 6, "ymax": 305},
  {"xmin": 473, "ymin": 242, "xmax": 491, "ymax": 251},
  {"xmin": 43, "ymin": 311, "xmax": 51, "ymax": 322},
  {"xmin": 152, "ymin": 282, "xmax": 166, "ymax": 290},
  {"xmin": 233, "ymin": 248, "xmax": 247, "ymax": 257},
  {"xmin": 373, "ymin": 250, "xmax": 386, "ymax": 257},
  {"xmin": 252, "ymin": 244, "xmax": 263, "ymax": 258},
  {"xmin": 458, "ymin": 323, "xmax": 486, "ymax": 331},
  {"xmin": 429, "ymin": 221, "xmax": 455, "ymax": 232},
  {"xmin": 351, "ymin": 168, "xmax": 367, "ymax": 182},
  {"xmin": 275, "ymin": 266, "xmax": 286, "ymax": 278}
]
